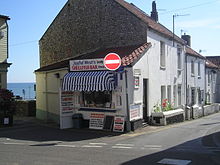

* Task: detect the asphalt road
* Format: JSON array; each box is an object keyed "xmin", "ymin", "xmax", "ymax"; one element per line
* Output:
[{"xmin": 0, "ymin": 113, "xmax": 220, "ymax": 165}]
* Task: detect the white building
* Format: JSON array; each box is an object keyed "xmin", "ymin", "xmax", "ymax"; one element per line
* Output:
[
  {"xmin": 36, "ymin": 0, "xmax": 219, "ymax": 131},
  {"xmin": 205, "ymin": 60, "xmax": 219, "ymax": 103},
  {"xmin": 185, "ymin": 46, "xmax": 206, "ymax": 106},
  {"xmin": 0, "ymin": 15, "xmax": 11, "ymax": 89}
]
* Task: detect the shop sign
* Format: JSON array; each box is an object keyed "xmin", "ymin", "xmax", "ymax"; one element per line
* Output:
[
  {"xmin": 130, "ymin": 104, "xmax": 142, "ymax": 121},
  {"xmin": 89, "ymin": 113, "xmax": 105, "ymax": 130},
  {"xmin": 70, "ymin": 58, "xmax": 106, "ymax": 71},
  {"xmin": 61, "ymin": 91, "xmax": 74, "ymax": 113},
  {"xmin": 113, "ymin": 116, "xmax": 125, "ymax": 132}
]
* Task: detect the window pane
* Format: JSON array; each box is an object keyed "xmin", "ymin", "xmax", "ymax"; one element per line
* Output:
[
  {"xmin": 191, "ymin": 61, "xmax": 194, "ymax": 74},
  {"xmin": 167, "ymin": 85, "xmax": 171, "ymax": 104},
  {"xmin": 161, "ymin": 86, "xmax": 166, "ymax": 105},
  {"xmin": 83, "ymin": 91, "xmax": 112, "ymax": 108},
  {"xmin": 178, "ymin": 85, "xmax": 181, "ymax": 105},
  {"xmin": 160, "ymin": 41, "xmax": 165, "ymax": 67},
  {"xmin": 177, "ymin": 46, "xmax": 182, "ymax": 69}
]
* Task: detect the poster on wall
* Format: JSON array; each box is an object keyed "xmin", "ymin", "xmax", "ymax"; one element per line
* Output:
[
  {"xmin": 113, "ymin": 116, "xmax": 125, "ymax": 132},
  {"xmin": 61, "ymin": 91, "xmax": 74, "ymax": 114},
  {"xmin": 134, "ymin": 76, "xmax": 140, "ymax": 89},
  {"xmin": 130, "ymin": 103, "xmax": 142, "ymax": 121},
  {"xmin": 89, "ymin": 113, "xmax": 105, "ymax": 130},
  {"xmin": 60, "ymin": 90, "xmax": 75, "ymax": 129}
]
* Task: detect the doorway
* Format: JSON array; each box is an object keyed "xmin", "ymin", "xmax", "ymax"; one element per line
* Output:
[{"xmin": 143, "ymin": 79, "xmax": 149, "ymax": 122}]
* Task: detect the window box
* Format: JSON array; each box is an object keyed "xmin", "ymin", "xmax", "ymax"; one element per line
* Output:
[{"xmin": 151, "ymin": 109, "xmax": 185, "ymax": 126}]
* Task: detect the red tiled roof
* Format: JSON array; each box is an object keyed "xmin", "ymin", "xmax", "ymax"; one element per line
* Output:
[
  {"xmin": 206, "ymin": 56, "xmax": 220, "ymax": 67},
  {"xmin": 35, "ymin": 43, "xmax": 152, "ymax": 72},
  {"xmin": 121, "ymin": 43, "xmax": 151, "ymax": 66},
  {"xmin": 115, "ymin": 0, "xmax": 185, "ymax": 44},
  {"xmin": 186, "ymin": 46, "xmax": 206, "ymax": 59}
]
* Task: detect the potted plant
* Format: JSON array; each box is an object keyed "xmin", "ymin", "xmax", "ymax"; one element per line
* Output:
[
  {"xmin": 0, "ymin": 89, "xmax": 15, "ymax": 126},
  {"xmin": 152, "ymin": 99, "xmax": 184, "ymax": 125}
]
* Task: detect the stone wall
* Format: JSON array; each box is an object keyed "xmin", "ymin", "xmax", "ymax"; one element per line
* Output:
[
  {"xmin": 39, "ymin": 0, "xmax": 147, "ymax": 67},
  {"xmin": 15, "ymin": 100, "xmax": 36, "ymax": 117},
  {"xmin": 192, "ymin": 106, "xmax": 203, "ymax": 119},
  {"xmin": 191, "ymin": 104, "xmax": 220, "ymax": 119}
]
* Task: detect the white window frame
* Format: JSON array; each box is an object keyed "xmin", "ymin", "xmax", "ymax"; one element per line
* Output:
[
  {"xmin": 191, "ymin": 60, "xmax": 195, "ymax": 76},
  {"xmin": 178, "ymin": 84, "xmax": 182, "ymax": 106},
  {"xmin": 161, "ymin": 85, "xmax": 166, "ymax": 106},
  {"xmin": 177, "ymin": 46, "xmax": 182, "ymax": 70},
  {"xmin": 167, "ymin": 85, "xmax": 171, "ymax": 104},
  {"xmin": 198, "ymin": 61, "xmax": 201, "ymax": 78},
  {"xmin": 160, "ymin": 41, "xmax": 166, "ymax": 69}
]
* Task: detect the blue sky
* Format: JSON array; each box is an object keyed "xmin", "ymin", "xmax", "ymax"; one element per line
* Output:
[{"xmin": 0, "ymin": 0, "xmax": 220, "ymax": 83}]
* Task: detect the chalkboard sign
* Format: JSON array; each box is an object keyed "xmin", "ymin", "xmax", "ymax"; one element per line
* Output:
[{"xmin": 103, "ymin": 116, "xmax": 114, "ymax": 131}]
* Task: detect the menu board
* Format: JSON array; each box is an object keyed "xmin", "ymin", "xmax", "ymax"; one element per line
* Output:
[
  {"xmin": 89, "ymin": 113, "xmax": 105, "ymax": 130},
  {"xmin": 61, "ymin": 91, "xmax": 74, "ymax": 113},
  {"xmin": 113, "ymin": 116, "xmax": 125, "ymax": 132}
]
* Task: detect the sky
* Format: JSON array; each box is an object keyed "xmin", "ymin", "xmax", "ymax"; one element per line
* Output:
[{"xmin": 0, "ymin": 0, "xmax": 220, "ymax": 83}]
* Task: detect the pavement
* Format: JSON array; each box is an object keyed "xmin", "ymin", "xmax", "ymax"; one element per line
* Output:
[
  {"xmin": 0, "ymin": 115, "xmax": 170, "ymax": 143},
  {"xmin": 1, "ymin": 113, "xmax": 220, "ymax": 165}
]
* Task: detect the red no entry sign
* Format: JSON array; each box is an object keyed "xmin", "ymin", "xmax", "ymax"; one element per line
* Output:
[{"xmin": 104, "ymin": 53, "xmax": 121, "ymax": 70}]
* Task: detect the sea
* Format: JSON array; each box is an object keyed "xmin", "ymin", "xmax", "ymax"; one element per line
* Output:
[{"xmin": 7, "ymin": 83, "xmax": 36, "ymax": 100}]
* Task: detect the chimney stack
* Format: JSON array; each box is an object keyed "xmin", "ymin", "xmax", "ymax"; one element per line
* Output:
[
  {"xmin": 181, "ymin": 33, "xmax": 191, "ymax": 47},
  {"xmin": 151, "ymin": 1, "xmax": 158, "ymax": 22}
]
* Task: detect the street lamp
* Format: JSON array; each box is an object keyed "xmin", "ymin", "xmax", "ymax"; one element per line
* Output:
[{"xmin": 173, "ymin": 14, "xmax": 190, "ymax": 46}]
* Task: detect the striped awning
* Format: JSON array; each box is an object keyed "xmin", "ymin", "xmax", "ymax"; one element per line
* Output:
[{"xmin": 62, "ymin": 71, "xmax": 115, "ymax": 91}]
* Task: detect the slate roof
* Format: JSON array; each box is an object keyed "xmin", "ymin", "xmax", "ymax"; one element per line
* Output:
[
  {"xmin": 0, "ymin": 15, "xmax": 10, "ymax": 20},
  {"xmin": 186, "ymin": 46, "xmax": 206, "ymax": 59},
  {"xmin": 115, "ymin": 0, "xmax": 185, "ymax": 44},
  {"xmin": 206, "ymin": 56, "xmax": 220, "ymax": 68},
  {"xmin": 35, "ymin": 42, "xmax": 152, "ymax": 72},
  {"xmin": 206, "ymin": 59, "xmax": 219, "ymax": 69}
]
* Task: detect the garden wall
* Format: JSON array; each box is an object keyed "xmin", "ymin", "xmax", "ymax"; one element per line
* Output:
[
  {"xmin": 151, "ymin": 109, "xmax": 185, "ymax": 126},
  {"xmin": 191, "ymin": 104, "xmax": 220, "ymax": 119},
  {"xmin": 15, "ymin": 100, "xmax": 36, "ymax": 117}
]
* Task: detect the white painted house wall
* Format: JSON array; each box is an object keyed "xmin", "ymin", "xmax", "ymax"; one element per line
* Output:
[
  {"xmin": 133, "ymin": 30, "xmax": 185, "ymax": 117},
  {"xmin": 186, "ymin": 55, "xmax": 206, "ymax": 105},
  {"xmin": 205, "ymin": 68, "xmax": 217, "ymax": 103}
]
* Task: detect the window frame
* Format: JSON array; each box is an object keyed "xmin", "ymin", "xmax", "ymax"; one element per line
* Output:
[
  {"xmin": 191, "ymin": 60, "xmax": 195, "ymax": 76},
  {"xmin": 198, "ymin": 61, "xmax": 201, "ymax": 78},
  {"xmin": 160, "ymin": 41, "xmax": 166, "ymax": 69},
  {"xmin": 82, "ymin": 91, "xmax": 113, "ymax": 108}
]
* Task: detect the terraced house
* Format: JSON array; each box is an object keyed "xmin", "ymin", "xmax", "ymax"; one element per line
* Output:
[
  {"xmin": 35, "ymin": 0, "xmax": 219, "ymax": 131},
  {"xmin": 0, "ymin": 15, "xmax": 11, "ymax": 89}
]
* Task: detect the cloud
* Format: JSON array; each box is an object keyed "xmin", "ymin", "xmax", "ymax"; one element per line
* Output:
[
  {"xmin": 213, "ymin": 25, "xmax": 220, "ymax": 29},
  {"xmin": 176, "ymin": 18, "xmax": 220, "ymax": 28}
]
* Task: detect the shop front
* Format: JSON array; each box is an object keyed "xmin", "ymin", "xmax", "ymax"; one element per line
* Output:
[{"xmin": 59, "ymin": 57, "xmax": 132, "ymax": 132}]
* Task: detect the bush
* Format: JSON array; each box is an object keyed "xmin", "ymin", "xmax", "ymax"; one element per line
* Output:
[{"xmin": 0, "ymin": 89, "xmax": 15, "ymax": 115}]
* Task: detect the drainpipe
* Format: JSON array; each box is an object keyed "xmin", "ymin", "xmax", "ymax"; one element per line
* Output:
[
  {"xmin": 45, "ymin": 72, "xmax": 49, "ymax": 122},
  {"xmin": 185, "ymin": 51, "xmax": 189, "ymax": 119},
  {"xmin": 125, "ymin": 69, "xmax": 131, "ymax": 132}
]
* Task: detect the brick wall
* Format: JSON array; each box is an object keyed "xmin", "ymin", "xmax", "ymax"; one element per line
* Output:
[{"xmin": 39, "ymin": 0, "xmax": 147, "ymax": 67}]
